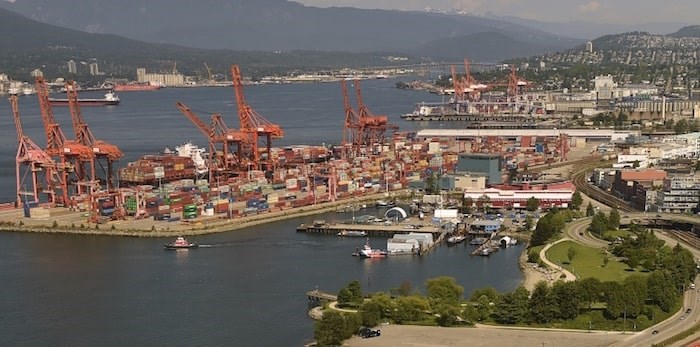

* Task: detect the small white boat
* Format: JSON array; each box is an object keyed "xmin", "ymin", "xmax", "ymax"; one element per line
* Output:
[{"xmin": 164, "ymin": 236, "xmax": 198, "ymax": 249}]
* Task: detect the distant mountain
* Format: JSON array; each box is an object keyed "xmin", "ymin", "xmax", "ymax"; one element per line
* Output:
[
  {"xmin": 487, "ymin": 15, "xmax": 691, "ymax": 41},
  {"xmin": 0, "ymin": 0, "xmax": 580, "ymax": 60},
  {"xmin": 411, "ymin": 32, "xmax": 563, "ymax": 62},
  {"xmin": 670, "ymin": 26, "xmax": 700, "ymax": 38},
  {"xmin": 0, "ymin": 8, "xmax": 417, "ymax": 80}
]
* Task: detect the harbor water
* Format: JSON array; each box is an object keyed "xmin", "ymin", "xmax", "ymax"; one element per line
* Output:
[{"xmin": 0, "ymin": 80, "xmax": 524, "ymax": 346}]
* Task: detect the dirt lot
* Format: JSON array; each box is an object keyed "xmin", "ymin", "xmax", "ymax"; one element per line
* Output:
[{"xmin": 345, "ymin": 324, "xmax": 626, "ymax": 347}]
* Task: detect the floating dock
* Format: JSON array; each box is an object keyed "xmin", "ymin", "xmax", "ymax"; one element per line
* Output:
[{"xmin": 296, "ymin": 221, "xmax": 440, "ymax": 236}]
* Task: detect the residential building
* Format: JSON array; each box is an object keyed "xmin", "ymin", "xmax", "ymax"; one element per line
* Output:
[
  {"xmin": 654, "ymin": 173, "xmax": 700, "ymax": 213},
  {"xmin": 67, "ymin": 60, "xmax": 77, "ymax": 74},
  {"xmin": 89, "ymin": 63, "xmax": 99, "ymax": 76}
]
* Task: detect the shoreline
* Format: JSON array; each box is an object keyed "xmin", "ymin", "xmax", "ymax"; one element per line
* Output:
[{"xmin": 0, "ymin": 192, "xmax": 399, "ymax": 238}]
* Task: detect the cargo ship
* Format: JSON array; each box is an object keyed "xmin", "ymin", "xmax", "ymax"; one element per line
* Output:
[
  {"xmin": 113, "ymin": 83, "xmax": 161, "ymax": 92},
  {"xmin": 118, "ymin": 143, "xmax": 207, "ymax": 185},
  {"xmin": 49, "ymin": 91, "xmax": 120, "ymax": 106}
]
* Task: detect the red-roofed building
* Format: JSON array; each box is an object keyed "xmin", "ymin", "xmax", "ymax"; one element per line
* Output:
[{"xmin": 613, "ymin": 169, "xmax": 666, "ymax": 201}]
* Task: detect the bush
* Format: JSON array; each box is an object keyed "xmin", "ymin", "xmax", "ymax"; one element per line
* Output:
[
  {"xmin": 52, "ymin": 220, "xmax": 59, "ymax": 228},
  {"xmin": 527, "ymin": 251, "xmax": 540, "ymax": 263},
  {"xmin": 79, "ymin": 223, "xmax": 84, "ymax": 229},
  {"xmin": 111, "ymin": 225, "xmax": 116, "ymax": 230}
]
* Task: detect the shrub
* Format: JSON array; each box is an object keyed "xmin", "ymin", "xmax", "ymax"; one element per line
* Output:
[{"xmin": 52, "ymin": 220, "xmax": 59, "ymax": 228}]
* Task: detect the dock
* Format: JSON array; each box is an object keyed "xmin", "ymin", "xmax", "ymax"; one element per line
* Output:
[
  {"xmin": 296, "ymin": 221, "xmax": 440, "ymax": 236},
  {"xmin": 307, "ymin": 289, "xmax": 337, "ymax": 306},
  {"xmin": 470, "ymin": 241, "xmax": 500, "ymax": 256}
]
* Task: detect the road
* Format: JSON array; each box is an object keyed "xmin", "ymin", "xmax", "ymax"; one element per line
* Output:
[
  {"xmin": 612, "ymin": 279, "xmax": 699, "ymax": 347},
  {"xmin": 559, "ymin": 212, "xmax": 700, "ymax": 347}
]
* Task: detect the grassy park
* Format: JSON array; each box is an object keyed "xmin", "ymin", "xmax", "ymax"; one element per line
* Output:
[{"xmin": 546, "ymin": 240, "xmax": 646, "ymax": 282}]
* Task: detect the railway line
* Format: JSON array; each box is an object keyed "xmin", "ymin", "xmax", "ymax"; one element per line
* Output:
[{"xmin": 569, "ymin": 160, "xmax": 637, "ymax": 213}]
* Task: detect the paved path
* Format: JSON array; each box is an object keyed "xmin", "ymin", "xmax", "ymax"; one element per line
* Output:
[{"xmin": 539, "ymin": 237, "xmax": 577, "ymax": 282}]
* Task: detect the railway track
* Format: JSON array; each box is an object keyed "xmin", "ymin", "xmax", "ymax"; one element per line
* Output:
[
  {"xmin": 667, "ymin": 229, "xmax": 700, "ymax": 250},
  {"xmin": 569, "ymin": 160, "xmax": 637, "ymax": 213}
]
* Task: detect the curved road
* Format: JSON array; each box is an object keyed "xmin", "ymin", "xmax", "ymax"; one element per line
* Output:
[{"xmin": 557, "ymin": 212, "xmax": 700, "ymax": 347}]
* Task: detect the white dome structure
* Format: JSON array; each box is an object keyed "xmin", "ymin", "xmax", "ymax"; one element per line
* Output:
[{"xmin": 385, "ymin": 207, "xmax": 408, "ymax": 221}]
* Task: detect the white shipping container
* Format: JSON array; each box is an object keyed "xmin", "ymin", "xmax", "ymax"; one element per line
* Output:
[{"xmin": 285, "ymin": 178, "xmax": 298, "ymax": 189}]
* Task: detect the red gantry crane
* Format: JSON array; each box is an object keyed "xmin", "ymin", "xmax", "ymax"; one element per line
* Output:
[
  {"xmin": 231, "ymin": 64, "xmax": 284, "ymax": 171},
  {"xmin": 175, "ymin": 101, "xmax": 247, "ymax": 183},
  {"xmin": 354, "ymin": 79, "xmax": 398, "ymax": 149},
  {"xmin": 35, "ymin": 76, "xmax": 94, "ymax": 205},
  {"xmin": 341, "ymin": 79, "xmax": 360, "ymax": 154},
  {"xmin": 65, "ymin": 80, "xmax": 123, "ymax": 190},
  {"xmin": 9, "ymin": 95, "xmax": 62, "ymax": 207}
]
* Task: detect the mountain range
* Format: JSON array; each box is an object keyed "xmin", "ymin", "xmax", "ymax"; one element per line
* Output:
[{"xmin": 0, "ymin": 0, "xmax": 581, "ymax": 61}]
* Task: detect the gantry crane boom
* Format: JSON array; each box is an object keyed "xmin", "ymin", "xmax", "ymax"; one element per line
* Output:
[
  {"xmin": 9, "ymin": 95, "xmax": 60, "ymax": 206},
  {"xmin": 341, "ymin": 79, "xmax": 359, "ymax": 146},
  {"xmin": 35, "ymin": 76, "xmax": 94, "ymax": 203},
  {"xmin": 353, "ymin": 79, "xmax": 397, "ymax": 147},
  {"xmin": 66, "ymin": 80, "xmax": 123, "ymax": 190},
  {"xmin": 450, "ymin": 65, "xmax": 465, "ymax": 103},
  {"xmin": 176, "ymin": 101, "xmax": 247, "ymax": 182},
  {"xmin": 35, "ymin": 76, "xmax": 68, "ymax": 156},
  {"xmin": 231, "ymin": 64, "xmax": 284, "ymax": 170}
]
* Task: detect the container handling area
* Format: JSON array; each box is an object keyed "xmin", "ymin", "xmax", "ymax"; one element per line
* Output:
[{"xmin": 3, "ymin": 63, "xmax": 590, "ymax": 234}]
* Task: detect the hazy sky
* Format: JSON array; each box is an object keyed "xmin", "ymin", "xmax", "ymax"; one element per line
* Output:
[{"xmin": 295, "ymin": 0, "xmax": 699, "ymax": 25}]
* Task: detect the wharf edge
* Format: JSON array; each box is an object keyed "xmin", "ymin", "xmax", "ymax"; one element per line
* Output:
[{"xmin": 0, "ymin": 192, "xmax": 402, "ymax": 237}]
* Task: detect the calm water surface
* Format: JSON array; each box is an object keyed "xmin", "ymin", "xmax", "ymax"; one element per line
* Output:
[{"xmin": 0, "ymin": 80, "xmax": 523, "ymax": 346}]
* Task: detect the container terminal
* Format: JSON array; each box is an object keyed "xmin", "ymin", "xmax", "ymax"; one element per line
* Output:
[{"xmin": 2, "ymin": 63, "xmax": 624, "ymax": 234}]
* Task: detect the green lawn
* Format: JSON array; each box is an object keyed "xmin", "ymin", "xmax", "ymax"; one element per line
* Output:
[
  {"xmin": 546, "ymin": 241, "xmax": 647, "ymax": 282},
  {"xmin": 603, "ymin": 229, "xmax": 632, "ymax": 240}
]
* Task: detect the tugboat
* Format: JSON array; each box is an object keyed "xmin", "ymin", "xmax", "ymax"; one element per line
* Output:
[
  {"xmin": 352, "ymin": 239, "xmax": 388, "ymax": 258},
  {"xmin": 164, "ymin": 236, "xmax": 198, "ymax": 249}
]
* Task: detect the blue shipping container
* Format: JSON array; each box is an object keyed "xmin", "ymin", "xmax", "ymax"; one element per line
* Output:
[{"xmin": 535, "ymin": 144, "xmax": 544, "ymax": 153}]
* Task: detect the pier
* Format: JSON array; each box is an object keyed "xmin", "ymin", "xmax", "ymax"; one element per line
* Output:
[
  {"xmin": 296, "ymin": 221, "xmax": 440, "ymax": 236},
  {"xmin": 307, "ymin": 289, "xmax": 337, "ymax": 306}
]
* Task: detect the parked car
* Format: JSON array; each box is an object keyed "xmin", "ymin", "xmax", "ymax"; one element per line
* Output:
[
  {"xmin": 358, "ymin": 327, "xmax": 381, "ymax": 338},
  {"xmin": 652, "ymin": 330, "xmax": 659, "ymax": 335}
]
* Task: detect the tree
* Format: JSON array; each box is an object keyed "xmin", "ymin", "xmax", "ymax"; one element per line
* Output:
[
  {"xmin": 529, "ymin": 281, "xmax": 558, "ymax": 323},
  {"xmin": 578, "ymin": 277, "xmax": 602, "ymax": 310},
  {"xmin": 359, "ymin": 301, "xmax": 383, "ymax": 327},
  {"xmin": 494, "ymin": 287, "xmax": 529, "ymax": 324},
  {"xmin": 337, "ymin": 280, "xmax": 363, "ymax": 307},
  {"xmin": 571, "ymin": 191, "xmax": 583, "ymax": 210},
  {"xmin": 567, "ymin": 246, "xmax": 577, "ymax": 264},
  {"xmin": 526, "ymin": 196, "xmax": 540, "ymax": 212},
  {"xmin": 603, "ymin": 254, "xmax": 609, "ymax": 267},
  {"xmin": 462, "ymin": 197, "xmax": 474, "ymax": 214},
  {"xmin": 552, "ymin": 281, "xmax": 581, "ymax": 320},
  {"xmin": 477, "ymin": 194, "xmax": 491, "ymax": 213},
  {"xmin": 475, "ymin": 295, "xmax": 494, "ymax": 322},
  {"xmin": 588, "ymin": 212, "xmax": 608, "ymax": 236},
  {"xmin": 524, "ymin": 215, "xmax": 534, "ymax": 231},
  {"xmin": 314, "ymin": 311, "xmax": 356, "ymax": 347},
  {"xmin": 586, "ymin": 202, "xmax": 595, "ymax": 217},
  {"xmin": 608, "ymin": 207, "xmax": 620, "ymax": 230},
  {"xmin": 470, "ymin": 287, "xmax": 499, "ymax": 303},
  {"xmin": 647, "ymin": 271, "xmax": 678, "ymax": 312},
  {"xmin": 674, "ymin": 118, "xmax": 689, "ymax": 134},
  {"xmin": 436, "ymin": 305, "xmax": 462, "ymax": 327},
  {"xmin": 394, "ymin": 296, "xmax": 430, "ymax": 323},
  {"xmin": 426, "ymin": 276, "xmax": 464, "ymax": 308}
]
